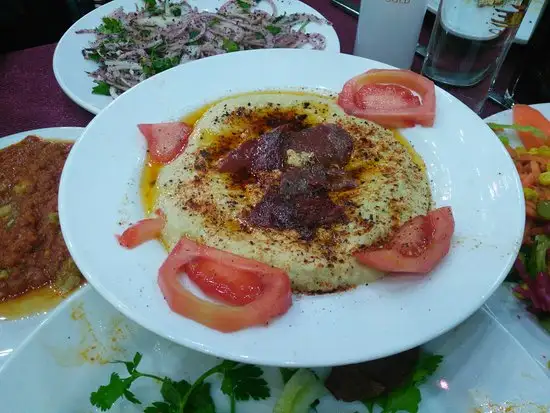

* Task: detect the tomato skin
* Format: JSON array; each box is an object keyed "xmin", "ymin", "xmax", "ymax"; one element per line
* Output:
[
  {"xmin": 337, "ymin": 69, "xmax": 436, "ymax": 129},
  {"xmin": 355, "ymin": 207, "xmax": 454, "ymax": 274},
  {"xmin": 158, "ymin": 238, "xmax": 292, "ymax": 333},
  {"xmin": 138, "ymin": 122, "xmax": 192, "ymax": 164},
  {"xmin": 513, "ymin": 104, "xmax": 550, "ymax": 149},
  {"xmin": 117, "ymin": 209, "xmax": 165, "ymax": 249},
  {"xmin": 186, "ymin": 258, "xmax": 264, "ymax": 306}
]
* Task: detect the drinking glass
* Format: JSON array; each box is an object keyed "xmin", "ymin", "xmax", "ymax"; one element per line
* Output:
[{"xmin": 421, "ymin": 0, "xmax": 530, "ymax": 113}]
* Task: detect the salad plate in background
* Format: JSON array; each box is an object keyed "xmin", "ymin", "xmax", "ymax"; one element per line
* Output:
[
  {"xmin": 52, "ymin": 0, "xmax": 340, "ymax": 114},
  {"xmin": 0, "ymin": 286, "xmax": 549, "ymax": 413},
  {"xmin": 484, "ymin": 103, "xmax": 550, "ymax": 374}
]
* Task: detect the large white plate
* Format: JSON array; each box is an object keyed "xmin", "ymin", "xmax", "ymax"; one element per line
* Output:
[
  {"xmin": 52, "ymin": 0, "xmax": 341, "ymax": 115},
  {"xmin": 58, "ymin": 49, "xmax": 525, "ymax": 367},
  {"xmin": 0, "ymin": 127, "xmax": 83, "ymax": 369},
  {"xmin": 484, "ymin": 103, "xmax": 550, "ymax": 375},
  {"xmin": 1, "ymin": 286, "xmax": 549, "ymax": 412}
]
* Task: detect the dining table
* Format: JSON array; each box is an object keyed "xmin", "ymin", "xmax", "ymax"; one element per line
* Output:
[{"xmin": 0, "ymin": 0, "xmax": 512, "ymax": 139}]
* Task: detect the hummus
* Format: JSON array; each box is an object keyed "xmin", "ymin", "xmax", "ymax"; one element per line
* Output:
[{"xmin": 153, "ymin": 92, "xmax": 432, "ymax": 293}]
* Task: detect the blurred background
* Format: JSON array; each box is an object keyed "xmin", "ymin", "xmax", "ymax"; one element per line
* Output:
[{"xmin": 0, "ymin": 0, "xmax": 109, "ymax": 53}]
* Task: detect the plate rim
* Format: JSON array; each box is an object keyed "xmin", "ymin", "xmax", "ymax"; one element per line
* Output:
[
  {"xmin": 58, "ymin": 49, "xmax": 525, "ymax": 367},
  {"xmin": 52, "ymin": 0, "xmax": 342, "ymax": 115}
]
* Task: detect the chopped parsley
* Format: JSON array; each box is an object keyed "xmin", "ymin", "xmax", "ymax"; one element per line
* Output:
[
  {"xmin": 87, "ymin": 51, "xmax": 101, "ymax": 62},
  {"xmin": 97, "ymin": 17, "xmax": 124, "ymax": 35},
  {"xmin": 237, "ymin": 0, "xmax": 252, "ymax": 10},
  {"xmin": 171, "ymin": 6, "xmax": 182, "ymax": 16},
  {"xmin": 90, "ymin": 353, "xmax": 269, "ymax": 413},
  {"xmin": 266, "ymin": 25, "xmax": 282, "ymax": 35},
  {"xmin": 222, "ymin": 38, "xmax": 240, "ymax": 53},
  {"xmin": 91, "ymin": 81, "xmax": 110, "ymax": 96}
]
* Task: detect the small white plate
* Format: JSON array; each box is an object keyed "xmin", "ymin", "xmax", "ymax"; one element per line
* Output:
[
  {"xmin": 52, "ymin": 0, "xmax": 341, "ymax": 115},
  {"xmin": 0, "ymin": 287, "xmax": 548, "ymax": 412},
  {"xmin": 0, "ymin": 127, "xmax": 83, "ymax": 369},
  {"xmin": 58, "ymin": 49, "xmax": 525, "ymax": 367},
  {"xmin": 483, "ymin": 103, "xmax": 550, "ymax": 375}
]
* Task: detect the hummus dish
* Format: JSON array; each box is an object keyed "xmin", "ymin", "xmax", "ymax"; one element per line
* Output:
[
  {"xmin": 152, "ymin": 92, "xmax": 432, "ymax": 293},
  {"xmin": 117, "ymin": 68, "xmax": 454, "ymax": 333}
]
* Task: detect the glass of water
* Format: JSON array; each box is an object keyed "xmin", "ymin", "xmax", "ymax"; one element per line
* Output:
[{"xmin": 421, "ymin": 0, "xmax": 529, "ymax": 113}]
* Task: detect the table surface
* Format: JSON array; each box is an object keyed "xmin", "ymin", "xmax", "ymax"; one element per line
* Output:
[{"xmin": 0, "ymin": 0, "xmax": 505, "ymax": 138}]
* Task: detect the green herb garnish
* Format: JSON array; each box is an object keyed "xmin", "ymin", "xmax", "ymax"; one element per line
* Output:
[
  {"xmin": 363, "ymin": 352, "xmax": 443, "ymax": 413},
  {"xmin": 87, "ymin": 51, "xmax": 101, "ymax": 62},
  {"xmin": 171, "ymin": 6, "xmax": 181, "ymax": 16},
  {"xmin": 90, "ymin": 353, "xmax": 269, "ymax": 413},
  {"xmin": 144, "ymin": 0, "xmax": 157, "ymax": 11},
  {"xmin": 92, "ymin": 81, "xmax": 110, "ymax": 95},
  {"xmin": 266, "ymin": 25, "xmax": 282, "ymax": 35},
  {"xmin": 97, "ymin": 17, "xmax": 124, "ymax": 35},
  {"xmin": 222, "ymin": 38, "xmax": 240, "ymax": 52},
  {"xmin": 237, "ymin": 0, "xmax": 252, "ymax": 10},
  {"xmin": 141, "ymin": 55, "xmax": 180, "ymax": 77},
  {"xmin": 209, "ymin": 17, "xmax": 220, "ymax": 27}
]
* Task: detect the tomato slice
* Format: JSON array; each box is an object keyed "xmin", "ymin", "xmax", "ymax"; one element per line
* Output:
[
  {"xmin": 513, "ymin": 104, "xmax": 550, "ymax": 149},
  {"xmin": 186, "ymin": 258, "xmax": 264, "ymax": 306},
  {"xmin": 138, "ymin": 122, "xmax": 192, "ymax": 164},
  {"xmin": 337, "ymin": 69, "xmax": 436, "ymax": 129},
  {"xmin": 355, "ymin": 207, "xmax": 454, "ymax": 274},
  {"xmin": 158, "ymin": 238, "xmax": 292, "ymax": 332},
  {"xmin": 117, "ymin": 209, "xmax": 165, "ymax": 249}
]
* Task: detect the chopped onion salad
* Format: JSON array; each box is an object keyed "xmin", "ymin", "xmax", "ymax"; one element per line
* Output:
[{"xmin": 78, "ymin": 0, "xmax": 331, "ymax": 97}]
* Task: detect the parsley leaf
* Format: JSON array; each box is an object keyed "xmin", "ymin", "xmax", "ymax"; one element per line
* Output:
[
  {"xmin": 280, "ymin": 367, "xmax": 298, "ymax": 384},
  {"xmin": 222, "ymin": 38, "xmax": 240, "ymax": 52},
  {"xmin": 237, "ymin": 0, "xmax": 252, "ymax": 10},
  {"xmin": 144, "ymin": 0, "xmax": 157, "ymax": 11},
  {"xmin": 382, "ymin": 386, "xmax": 421, "ymax": 413},
  {"xmin": 86, "ymin": 51, "xmax": 101, "ymax": 62},
  {"xmin": 92, "ymin": 81, "xmax": 111, "ymax": 96},
  {"xmin": 171, "ymin": 6, "xmax": 181, "ymax": 16},
  {"xmin": 144, "ymin": 401, "xmax": 171, "ymax": 413},
  {"xmin": 266, "ymin": 25, "xmax": 282, "ymax": 35},
  {"xmin": 97, "ymin": 17, "xmax": 123, "ymax": 35},
  {"xmin": 90, "ymin": 373, "xmax": 137, "ymax": 410},
  {"xmin": 187, "ymin": 382, "xmax": 216, "ymax": 413},
  {"xmin": 222, "ymin": 364, "xmax": 269, "ymax": 401},
  {"xmin": 412, "ymin": 353, "xmax": 443, "ymax": 385}
]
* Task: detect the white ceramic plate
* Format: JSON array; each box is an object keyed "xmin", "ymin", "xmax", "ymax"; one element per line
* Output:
[
  {"xmin": 0, "ymin": 127, "xmax": 83, "ymax": 369},
  {"xmin": 52, "ymin": 0, "xmax": 341, "ymax": 115},
  {"xmin": 483, "ymin": 103, "xmax": 550, "ymax": 375},
  {"xmin": 427, "ymin": 0, "xmax": 548, "ymax": 45},
  {"xmin": 1, "ymin": 287, "xmax": 549, "ymax": 412},
  {"xmin": 58, "ymin": 49, "xmax": 525, "ymax": 367}
]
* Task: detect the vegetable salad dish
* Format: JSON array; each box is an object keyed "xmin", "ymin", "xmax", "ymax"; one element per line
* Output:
[
  {"xmin": 489, "ymin": 104, "xmax": 550, "ymax": 333},
  {"xmin": 79, "ymin": 0, "xmax": 331, "ymax": 97}
]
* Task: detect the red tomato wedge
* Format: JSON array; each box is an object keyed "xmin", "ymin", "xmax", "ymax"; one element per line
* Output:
[
  {"xmin": 117, "ymin": 209, "xmax": 165, "ymax": 249},
  {"xmin": 158, "ymin": 238, "xmax": 292, "ymax": 332},
  {"xmin": 337, "ymin": 69, "xmax": 436, "ymax": 129},
  {"xmin": 513, "ymin": 104, "xmax": 550, "ymax": 149},
  {"xmin": 186, "ymin": 258, "xmax": 264, "ymax": 306},
  {"xmin": 138, "ymin": 122, "xmax": 192, "ymax": 164},
  {"xmin": 355, "ymin": 207, "xmax": 454, "ymax": 274}
]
